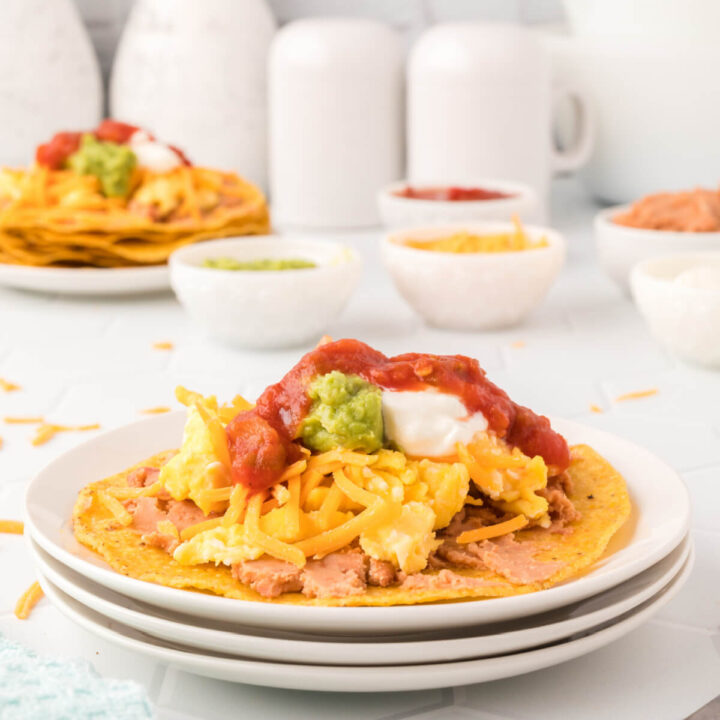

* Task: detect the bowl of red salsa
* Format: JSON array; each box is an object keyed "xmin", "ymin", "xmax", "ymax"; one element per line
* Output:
[{"xmin": 378, "ymin": 179, "xmax": 542, "ymax": 228}]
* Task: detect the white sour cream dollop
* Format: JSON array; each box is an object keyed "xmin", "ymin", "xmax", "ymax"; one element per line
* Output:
[
  {"xmin": 129, "ymin": 130, "xmax": 183, "ymax": 173},
  {"xmin": 381, "ymin": 389, "xmax": 488, "ymax": 458}
]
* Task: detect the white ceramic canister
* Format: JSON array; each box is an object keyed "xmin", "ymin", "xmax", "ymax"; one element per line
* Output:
[
  {"xmin": 270, "ymin": 19, "xmax": 404, "ymax": 229},
  {"xmin": 0, "ymin": 0, "xmax": 102, "ymax": 166},
  {"xmin": 111, "ymin": 0, "xmax": 275, "ymax": 191},
  {"xmin": 408, "ymin": 23, "xmax": 593, "ymax": 208}
]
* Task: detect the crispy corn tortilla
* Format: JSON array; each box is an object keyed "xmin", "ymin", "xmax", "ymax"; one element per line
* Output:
[{"xmin": 72, "ymin": 444, "xmax": 631, "ymax": 606}]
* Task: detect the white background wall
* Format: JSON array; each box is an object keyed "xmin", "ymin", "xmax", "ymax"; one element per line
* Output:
[{"xmin": 73, "ymin": 0, "xmax": 565, "ymax": 88}]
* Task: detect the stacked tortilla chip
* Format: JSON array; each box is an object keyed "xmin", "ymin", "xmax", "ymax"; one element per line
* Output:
[{"xmin": 0, "ymin": 167, "xmax": 270, "ymax": 268}]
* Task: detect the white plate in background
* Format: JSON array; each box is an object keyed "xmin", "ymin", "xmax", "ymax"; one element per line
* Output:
[{"xmin": 0, "ymin": 263, "xmax": 169, "ymax": 296}]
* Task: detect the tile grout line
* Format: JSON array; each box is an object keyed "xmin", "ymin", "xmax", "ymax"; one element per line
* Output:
[
  {"xmin": 378, "ymin": 687, "xmax": 454, "ymax": 720},
  {"xmin": 648, "ymin": 618, "xmax": 716, "ymax": 635},
  {"xmin": 453, "ymin": 686, "xmax": 521, "ymax": 720}
]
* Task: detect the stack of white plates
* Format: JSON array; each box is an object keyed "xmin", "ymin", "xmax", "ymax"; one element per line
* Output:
[{"xmin": 24, "ymin": 412, "xmax": 692, "ymax": 692}]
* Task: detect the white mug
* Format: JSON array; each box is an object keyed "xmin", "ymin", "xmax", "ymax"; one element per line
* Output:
[
  {"xmin": 548, "ymin": 34, "xmax": 720, "ymax": 203},
  {"xmin": 407, "ymin": 23, "xmax": 593, "ymax": 209},
  {"xmin": 270, "ymin": 19, "xmax": 404, "ymax": 229}
]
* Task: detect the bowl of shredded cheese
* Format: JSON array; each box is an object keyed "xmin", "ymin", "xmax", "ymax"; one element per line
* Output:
[{"xmin": 381, "ymin": 220, "xmax": 565, "ymax": 330}]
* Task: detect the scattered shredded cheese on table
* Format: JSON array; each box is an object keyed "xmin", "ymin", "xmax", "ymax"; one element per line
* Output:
[
  {"xmin": 152, "ymin": 341, "xmax": 174, "ymax": 350},
  {"xmin": 0, "ymin": 519, "xmax": 23, "ymax": 534},
  {"xmin": 615, "ymin": 388, "xmax": 658, "ymax": 403},
  {"xmin": 14, "ymin": 581, "xmax": 44, "ymax": 620},
  {"xmin": 31, "ymin": 423, "xmax": 100, "ymax": 446},
  {"xmin": 140, "ymin": 406, "xmax": 171, "ymax": 415},
  {"xmin": 0, "ymin": 378, "xmax": 20, "ymax": 392}
]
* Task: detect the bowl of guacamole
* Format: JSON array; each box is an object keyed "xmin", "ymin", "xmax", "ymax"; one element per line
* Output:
[
  {"xmin": 202, "ymin": 257, "xmax": 316, "ymax": 271},
  {"xmin": 169, "ymin": 236, "xmax": 362, "ymax": 349}
]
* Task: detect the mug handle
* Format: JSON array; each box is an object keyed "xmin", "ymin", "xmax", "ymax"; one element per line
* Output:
[{"xmin": 551, "ymin": 85, "xmax": 595, "ymax": 175}]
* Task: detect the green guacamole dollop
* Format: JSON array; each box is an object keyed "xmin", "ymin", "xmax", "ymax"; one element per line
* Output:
[
  {"xmin": 202, "ymin": 257, "xmax": 316, "ymax": 271},
  {"xmin": 66, "ymin": 134, "xmax": 136, "ymax": 198},
  {"xmin": 299, "ymin": 371, "xmax": 383, "ymax": 453}
]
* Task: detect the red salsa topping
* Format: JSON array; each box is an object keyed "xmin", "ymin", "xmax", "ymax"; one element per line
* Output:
[
  {"xmin": 35, "ymin": 132, "xmax": 83, "ymax": 170},
  {"xmin": 394, "ymin": 186, "xmax": 514, "ymax": 202},
  {"xmin": 226, "ymin": 339, "xmax": 569, "ymax": 494},
  {"xmin": 35, "ymin": 119, "xmax": 192, "ymax": 169},
  {"xmin": 95, "ymin": 119, "xmax": 140, "ymax": 144}
]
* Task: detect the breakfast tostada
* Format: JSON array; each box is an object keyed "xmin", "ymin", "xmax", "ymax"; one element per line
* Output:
[
  {"xmin": 73, "ymin": 339, "xmax": 630, "ymax": 606},
  {"xmin": 0, "ymin": 119, "xmax": 269, "ymax": 268}
]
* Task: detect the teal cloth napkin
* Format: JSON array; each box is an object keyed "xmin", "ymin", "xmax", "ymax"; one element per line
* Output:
[{"xmin": 0, "ymin": 634, "xmax": 154, "ymax": 720}]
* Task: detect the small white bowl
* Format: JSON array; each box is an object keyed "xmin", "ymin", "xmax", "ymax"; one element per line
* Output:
[
  {"xmin": 377, "ymin": 179, "xmax": 543, "ymax": 229},
  {"xmin": 595, "ymin": 206, "xmax": 720, "ymax": 293},
  {"xmin": 631, "ymin": 252, "xmax": 720, "ymax": 367},
  {"xmin": 381, "ymin": 223, "xmax": 565, "ymax": 330},
  {"xmin": 170, "ymin": 237, "xmax": 362, "ymax": 349}
]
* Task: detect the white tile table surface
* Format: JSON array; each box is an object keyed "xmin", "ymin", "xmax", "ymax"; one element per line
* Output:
[{"xmin": 1, "ymin": 178, "xmax": 719, "ymax": 719}]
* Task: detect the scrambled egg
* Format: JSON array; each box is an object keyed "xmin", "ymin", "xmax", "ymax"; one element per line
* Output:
[
  {"xmin": 360, "ymin": 502, "xmax": 439, "ymax": 574},
  {"xmin": 131, "ymin": 171, "xmax": 219, "ymax": 219},
  {"xmin": 0, "ymin": 169, "xmax": 23, "ymax": 203},
  {"xmin": 174, "ymin": 523, "xmax": 263, "ymax": 566},
  {"xmin": 159, "ymin": 406, "xmax": 229, "ymax": 515},
  {"xmin": 174, "ymin": 507, "xmax": 357, "ymax": 567},
  {"xmin": 459, "ymin": 433, "xmax": 549, "ymax": 523},
  {"xmin": 352, "ymin": 450, "xmax": 469, "ymax": 573}
]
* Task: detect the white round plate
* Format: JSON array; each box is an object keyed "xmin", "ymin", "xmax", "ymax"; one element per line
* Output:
[
  {"xmin": 0, "ymin": 263, "xmax": 169, "ymax": 296},
  {"xmin": 28, "ymin": 535, "xmax": 690, "ymax": 666},
  {"xmin": 25, "ymin": 411, "xmax": 691, "ymax": 634},
  {"xmin": 36, "ymin": 551, "xmax": 693, "ymax": 693}
]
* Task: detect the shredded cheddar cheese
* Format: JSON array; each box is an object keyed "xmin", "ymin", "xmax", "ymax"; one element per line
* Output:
[
  {"xmin": 14, "ymin": 581, "xmax": 44, "ymax": 620},
  {"xmin": 180, "ymin": 517, "xmax": 223, "ymax": 541},
  {"xmin": 157, "ymin": 520, "xmax": 179, "ymax": 539},
  {"xmin": 0, "ymin": 378, "xmax": 20, "ymax": 392},
  {"xmin": 152, "ymin": 341, "xmax": 174, "ymax": 350},
  {"xmin": 615, "ymin": 388, "xmax": 658, "ymax": 403},
  {"xmin": 167, "ymin": 439, "xmax": 540, "ymax": 572},
  {"xmin": 140, "ymin": 406, "xmax": 171, "ymax": 415},
  {"xmin": 245, "ymin": 492, "xmax": 306, "ymax": 568},
  {"xmin": 4, "ymin": 416, "xmax": 44, "ymax": 424},
  {"xmin": 138, "ymin": 388, "xmax": 554, "ymax": 575},
  {"xmin": 457, "ymin": 514, "xmax": 528, "ymax": 544},
  {"xmin": 403, "ymin": 218, "xmax": 547, "ymax": 254},
  {"xmin": 97, "ymin": 490, "xmax": 133, "ymax": 526},
  {"xmin": 0, "ymin": 519, "xmax": 23, "ymax": 534},
  {"xmin": 222, "ymin": 485, "xmax": 248, "ymax": 528},
  {"xmin": 31, "ymin": 423, "xmax": 100, "ymax": 446}
]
